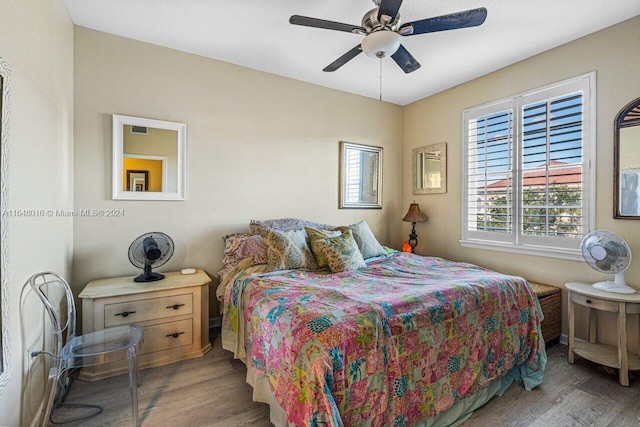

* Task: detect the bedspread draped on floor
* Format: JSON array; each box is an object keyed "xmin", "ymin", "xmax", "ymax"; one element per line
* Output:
[{"xmin": 222, "ymin": 252, "xmax": 546, "ymax": 427}]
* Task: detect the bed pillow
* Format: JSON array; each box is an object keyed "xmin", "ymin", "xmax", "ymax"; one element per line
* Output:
[
  {"xmin": 305, "ymin": 227, "xmax": 342, "ymax": 268},
  {"xmin": 237, "ymin": 235, "xmax": 268, "ymax": 265},
  {"xmin": 334, "ymin": 220, "xmax": 386, "ymax": 259},
  {"xmin": 259, "ymin": 228, "xmax": 319, "ymax": 271},
  {"xmin": 218, "ymin": 233, "xmax": 250, "ymax": 280},
  {"xmin": 314, "ymin": 229, "xmax": 366, "ymax": 273},
  {"xmin": 218, "ymin": 233, "xmax": 268, "ymax": 280},
  {"xmin": 220, "ymin": 233, "xmax": 251, "ymax": 271},
  {"xmin": 249, "ymin": 218, "xmax": 334, "ymax": 235}
]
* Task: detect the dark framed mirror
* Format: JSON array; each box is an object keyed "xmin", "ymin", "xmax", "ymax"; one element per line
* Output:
[{"xmin": 614, "ymin": 96, "xmax": 640, "ymax": 219}]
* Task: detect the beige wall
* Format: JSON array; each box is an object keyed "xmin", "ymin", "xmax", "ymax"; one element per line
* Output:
[
  {"xmin": 0, "ymin": 0, "xmax": 74, "ymax": 425},
  {"xmin": 403, "ymin": 15, "xmax": 640, "ymax": 348},
  {"xmin": 72, "ymin": 28, "xmax": 403, "ymax": 320}
]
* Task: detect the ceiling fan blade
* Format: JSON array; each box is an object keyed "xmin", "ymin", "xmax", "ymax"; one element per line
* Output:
[
  {"xmin": 391, "ymin": 44, "xmax": 421, "ymax": 73},
  {"xmin": 378, "ymin": 0, "xmax": 403, "ymax": 21},
  {"xmin": 290, "ymin": 15, "xmax": 365, "ymax": 34},
  {"xmin": 323, "ymin": 45, "xmax": 363, "ymax": 72},
  {"xmin": 400, "ymin": 7, "xmax": 487, "ymax": 36}
]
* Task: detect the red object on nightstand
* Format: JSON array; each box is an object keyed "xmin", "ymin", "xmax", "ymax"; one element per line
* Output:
[{"xmin": 402, "ymin": 241, "xmax": 412, "ymax": 252}]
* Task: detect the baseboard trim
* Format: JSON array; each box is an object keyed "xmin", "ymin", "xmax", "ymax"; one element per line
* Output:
[{"xmin": 559, "ymin": 333, "xmax": 568, "ymax": 345}]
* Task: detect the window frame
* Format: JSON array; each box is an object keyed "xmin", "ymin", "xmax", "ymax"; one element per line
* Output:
[{"xmin": 460, "ymin": 72, "xmax": 596, "ymax": 261}]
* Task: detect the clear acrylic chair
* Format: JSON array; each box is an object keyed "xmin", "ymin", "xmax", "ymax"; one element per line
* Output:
[{"xmin": 29, "ymin": 272, "xmax": 143, "ymax": 426}]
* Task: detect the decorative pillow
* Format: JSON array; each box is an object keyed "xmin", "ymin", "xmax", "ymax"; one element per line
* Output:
[
  {"xmin": 334, "ymin": 220, "xmax": 386, "ymax": 259},
  {"xmin": 259, "ymin": 228, "xmax": 319, "ymax": 271},
  {"xmin": 249, "ymin": 218, "xmax": 334, "ymax": 235},
  {"xmin": 221, "ymin": 232, "xmax": 244, "ymax": 243},
  {"xmin": 314, "ymin": 229, "xmax": 366, "ymax": 273},
  {"xmin": 221, "ymin": 233, "xmax": 251, "ymax": 268},
  {"xmin": 237, "ymin": 235, "xmax": 268, "ymax": 265},
  {"xmin": 305, "ymin": 227, "xmax": 342, "ymax": 268},
  {"xmin": 218, "ymin": 233, "xmax": 268, "ymax": 280}
]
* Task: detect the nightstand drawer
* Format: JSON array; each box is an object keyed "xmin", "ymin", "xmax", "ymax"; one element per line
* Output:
[
  {"xmin": 104, "ymin": 293, "xmax": 193, "ymax": 327},
  {"xmin": 141, "ymin": 319, "xmax": 193, "ymax": 354},
  {"xmin": 571, "ymin": 292, "xmax": 618, "ymax": 312}
]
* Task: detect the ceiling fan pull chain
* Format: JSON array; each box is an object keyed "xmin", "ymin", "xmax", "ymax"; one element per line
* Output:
[{"xmin": 379, "ymin": 58, "xmax": 383, "ymax": 102}]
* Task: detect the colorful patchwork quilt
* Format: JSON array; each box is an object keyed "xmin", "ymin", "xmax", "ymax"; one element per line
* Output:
[{"xmin": 222, "ymin": 252, "xmax": 545, "ymax": 426}]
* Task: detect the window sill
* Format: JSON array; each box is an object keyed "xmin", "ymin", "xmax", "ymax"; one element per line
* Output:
[{"xmin": 460, "ymin": 238, "xmax": 583, "ymax": 262}]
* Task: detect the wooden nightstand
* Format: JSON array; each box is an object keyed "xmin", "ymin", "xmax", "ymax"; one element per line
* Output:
[
  {"xmin": 566, "ymin": 281, "xmax": 640, "ymax": 386},
  {"xmin": 79, "ymin": 270, "xmax": 212, "ymax": 381}
]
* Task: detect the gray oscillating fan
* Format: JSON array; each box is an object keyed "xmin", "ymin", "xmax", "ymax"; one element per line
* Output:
[
  {"xmin": 128, "ymin": 232, "xmax": 174, "ymax": 282},
  {"xmin": 580, "ymin": 230, "xmax": 635, "ymax": 294}
]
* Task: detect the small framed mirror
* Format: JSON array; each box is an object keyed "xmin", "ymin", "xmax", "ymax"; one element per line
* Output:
[
  {"xmin": 339, "ymin": 141, "xmax": 382, "ymax": 209},
  {"xmin": 413, "ymin": 142, "xmax": 447, "ymax": 194},
  {"xmin": 112, "ymin": 114, "xmax": 186, "ymax": 201},
  {"xmin": 614, "ymin": 97, "xmax": 640, "ymax": 219}
]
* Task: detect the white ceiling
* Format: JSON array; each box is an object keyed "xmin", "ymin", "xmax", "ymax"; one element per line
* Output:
[{"xmin": 63, "ymin": 0, "xmax": 640, "ymax": 106}]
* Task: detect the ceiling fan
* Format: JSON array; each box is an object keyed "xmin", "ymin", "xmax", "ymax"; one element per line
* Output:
[{"xmin": 290, "ymin": 0, "xmax": 487, "ymax": 74}]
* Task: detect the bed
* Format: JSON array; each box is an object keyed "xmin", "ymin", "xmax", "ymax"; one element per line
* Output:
[{"xmin": 218, "ymin": 219, "xmax": 546, "ymax": 427}]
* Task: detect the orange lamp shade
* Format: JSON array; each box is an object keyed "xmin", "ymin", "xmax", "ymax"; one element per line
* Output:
[{"xmin": 402, "ymin": 241, "xmax": 412, "ymax": 252}]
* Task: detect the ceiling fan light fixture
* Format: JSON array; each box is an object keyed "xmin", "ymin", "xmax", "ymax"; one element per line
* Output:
[
  {"xmin": 290, "ymin": 3, "xmax": 488, "ymax": 73},
  {"xmin": 361, "ymin": 31, "xmax": 401, "ymax": 58}
]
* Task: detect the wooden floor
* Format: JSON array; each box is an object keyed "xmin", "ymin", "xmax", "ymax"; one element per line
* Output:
[{"xmin": 55, "ymin": 331, "xmax": 640, "ymax": 426}]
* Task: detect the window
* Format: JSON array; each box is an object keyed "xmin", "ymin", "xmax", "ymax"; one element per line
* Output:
[{"xmin": 461, "ymin": 73, "xmax": 595, "ymax": 260}]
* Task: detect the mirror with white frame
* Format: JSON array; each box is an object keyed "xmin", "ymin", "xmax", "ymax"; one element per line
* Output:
[
  {"xmin": 413, "ymin": 143, "xmax": 447, "ymax": 194},
  {"xmin": 0, "ymin": 57, "xmax": 11, "ymax": 393},
  {"xmin": 339, "ymin": 141, "xmax": 383, "ymax": 209},
  {"xmin": 112, "ymin": 114, "xmax": 186, "ymax": 201}
]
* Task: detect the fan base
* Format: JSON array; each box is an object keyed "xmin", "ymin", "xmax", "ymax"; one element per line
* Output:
[
  {"xmin": 134, "ymin": 272, "xmax": 165, "ymax": 283},
  {"xmin": 592, "ymin": 281, "xmax": 637, "ymax": 294}
]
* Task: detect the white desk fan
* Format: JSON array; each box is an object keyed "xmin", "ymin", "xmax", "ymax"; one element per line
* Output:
[{"xmin": 580, "ymin": 230, "xmax": 635, "ymax": 294}]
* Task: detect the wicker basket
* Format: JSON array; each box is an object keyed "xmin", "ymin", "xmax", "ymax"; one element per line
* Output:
[{"xmin": 528, "ymin": 281, "xmax": 561, "ymax": 343}]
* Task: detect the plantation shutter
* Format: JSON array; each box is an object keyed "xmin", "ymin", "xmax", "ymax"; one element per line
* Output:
[
  {"xmin": 521, "ymin": 92, "xmax": 583, "ymax": 240},
  {"xmin": 464, "ymin": 100, "xmax": 514, "ymax": 243},
  {"xmin": 461, "ymin": 73, "xmax": 594, "ymax": 259}
]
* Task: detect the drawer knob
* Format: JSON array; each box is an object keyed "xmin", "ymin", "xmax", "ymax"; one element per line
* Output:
[
  {"xmin": 166, "ymin": 332, "xmax": 185, "ymax": 338},
  {"xmin": 586, "ymin": 299, "xmax": 592, "ymax": 304},
  {"xmin": 115, "ymin": 310, "xmax": 136, "ymax": 317},
  {"xmin": 166, "ymin": 304, "xmax": 185, "ymax": 310}
]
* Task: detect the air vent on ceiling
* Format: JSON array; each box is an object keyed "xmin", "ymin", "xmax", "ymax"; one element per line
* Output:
[{"xmin": 131, "ymin": 126, "xmax": 148, "ymax": 135}]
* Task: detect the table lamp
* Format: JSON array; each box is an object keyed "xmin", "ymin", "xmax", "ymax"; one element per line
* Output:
[{"xmin": 402, "ymin": 202, "xmax": 428, "ymax": 253}]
